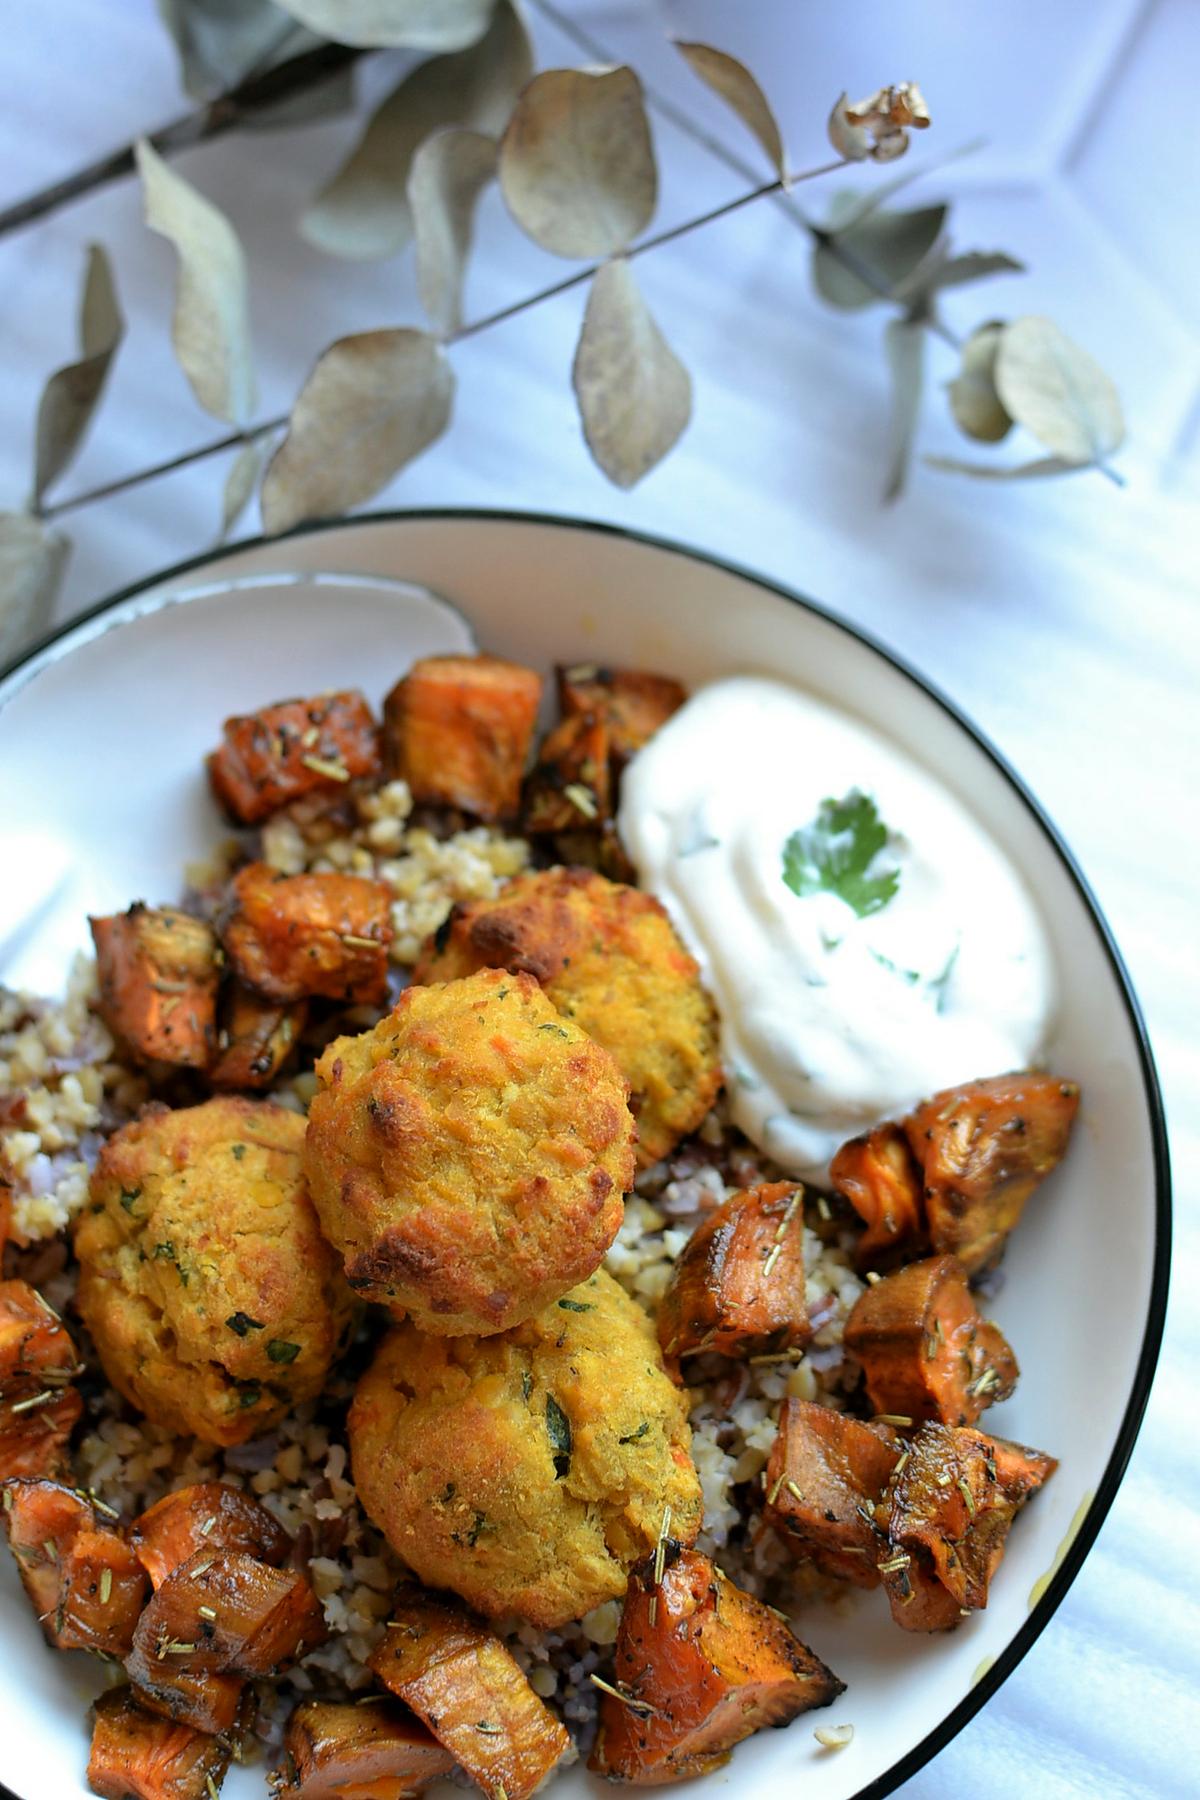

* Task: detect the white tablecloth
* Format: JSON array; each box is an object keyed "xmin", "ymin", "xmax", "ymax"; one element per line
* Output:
[{"xmin": 1, "ymin": 2, "xmax": 1197, "ymax": 1792}]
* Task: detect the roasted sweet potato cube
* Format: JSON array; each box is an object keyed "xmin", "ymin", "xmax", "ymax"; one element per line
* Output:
[
  {"xmin": 844, "ymin": 1255, "xmax": 1018, "ymax": 1428},
  {"xmin": 589, "ymin": 1545, "xmax": 843, "ymax": 1784},
  {"xmin": 131, "ymin": 1548, "xmax": 325, "ymax": 1678},
  {"xmin": 523, "ymin": 711, "xmax": 612, "ymax": 835},
  {"xmin": 273, "ymin": 1699, "xmax": 455, "ymax": 1799},
  {"xmin": 2, "ymin": 1478, "xmax": 89, "ymax": 1627},
  {"xmin": 549, "ymin": 825, "xmax": 636, "ymax": 884},
  {"xmin": 131, "ymin": 1483, "xmax": 292, "ymax": 1590},
  {"xmin": 763, "ymin": 1400, "xmax": 899, "ymax": 1588},
  {"xmin": 905, "ymin": 1073, "xmax": 1080, "ymax": 1275},
  {"xmin": 2, "ymin": 1478, "xmax": 148, "ymax": 1654},
  {"xmin": 657, "ymin": 1182, "xmax": 808, "ymax": 1377},
  {"xmin": 124, "ymin": 1640, "xmax": 247, "ymax": 1738},
  {"xmin": 221, "ymin": 864, "xmax": 393, "ymax": 1005},
  {"xmin": 881, "ymin": 1423, "xmax": 1056, "ymax": 1631},
  {"xmin": 207, "ymin": 690, "xmax": 382, "ymax": 826},
  {"xmin": 0, "ymin": 1280, "xmax": 82, "ymax": 1478},
  {"xmin": 369, "ymin": 1585, "xmax": 569, "ymax": 1800},
  {"xmin": 0, "ymin": 1278, "xmax": 81, "ymax": 1396},
  {"xmin": 0, "ymin": 1383, "xmax": 81, "ymax": 1479},
  {"xmin": 383, "ymin": 654, "xmax": 543, "ymax": 820},
  {"xmin": 208, "ymin": 984, "xmax": 309, "ymax": 1090},
  {"xmin": 830, "ymin": 1123, "xmax": 927, "ymax": 1270},
  {"xmin": 88, "ymin": 1686, "xmax": 235, "ymax": 1800},
  {"xmin": 556, "ymin": 663, "xmax": 687, "ymax": 764},
  {"xmin": 90, "ymin": 906, "xmax": 219, "ymax": 1069}
]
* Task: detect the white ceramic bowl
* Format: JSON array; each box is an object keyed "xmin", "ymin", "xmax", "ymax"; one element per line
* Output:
[{"xmin": 0, "ymin": 512, "xmax": 1169, "ymax": 1800}]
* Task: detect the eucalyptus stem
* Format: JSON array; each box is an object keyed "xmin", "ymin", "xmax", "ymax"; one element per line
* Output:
[
  {"xmin": 529, "ymin": 0, "xmax": 960, "ymax": 343},
  {"xmin": 40, "ymin": 156, "xmax": 849, "ymax": 523},
  {"xmin": 0, "ymin": 42, "xmax": 367, "ymax": 239}
]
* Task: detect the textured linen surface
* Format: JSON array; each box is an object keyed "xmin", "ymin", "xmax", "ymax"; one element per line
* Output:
[{"xmin": 0, "ymin": 1, "xmax": 1197, "ymax": 1791}]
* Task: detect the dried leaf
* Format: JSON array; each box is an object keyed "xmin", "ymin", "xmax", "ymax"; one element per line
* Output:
[
  {"xmin": 261, "ymin": 328, "xmax": 453, "ymax": 533},
  {"xmin": 572, "ymin": 258, "xmax": 691, "ymax": 488},
  {"xmin": 922, "ymin": 250, "xmax": 1024, "ymax": 293},
  {"xmin": 300, "ymin": 0, "xmax": 531, "ymax": 260},
  {"xmin": 813, "ymin": 203, "xmax": 946, "ymax": 310},
  {"xmin": 219, "ymin": 437, "xmax": 270, "ymax": 540},
  {"xmin": 828, "ymin": 139, "xmax": 984, "ymax": 235},
  {"xmin": 500, "ymin": 67, "xmax": 656, "ymax": 260},
  {"xmin": 156, "ymin": 0, "xmax": 317, "ymax": 100},
  {"xmin": 883, "ymin": 317, "xmax": 925, "ymax": 501},
  {"xmin": 274, "ymin": 0, "xmax": 492, "ymax": 50},
  {"xmin": 926, "ymin": 454, "xmax": 1079, "ymax": 480},
  {"xmin": 947, "ymin": 324, "xmax": 1012, "ymax": 444},
  {"xmin": 33, "ymin": 244, "xmax": 124, "ymax": 504},
  {"xmin": 0, "ymin": 513, "xmax": 70, "ymax": 663},
  {"xmin": 994, "ymin": 316, "xmax": 1124, "ymax": 464},
  {"xmin": 136, "ymin": 138, "xmax": 256, "ymax": 425},
  {"xmin": 409, "ymin": 128, "xmax": 497, "ymax": 337},
  {"xmin": 673, "ymin": 40, "xmax": 785, "ymax": 179}
]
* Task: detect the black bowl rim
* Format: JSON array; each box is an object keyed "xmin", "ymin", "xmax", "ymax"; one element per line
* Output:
[{"xmin": 0, "ymin": 507, "xmax": 1171, "ymax": 1800}]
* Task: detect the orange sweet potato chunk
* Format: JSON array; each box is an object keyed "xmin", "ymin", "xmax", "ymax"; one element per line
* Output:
[
  {"xmin": 880, "ymin": 1422, "xmax": 1057, "ymax": 1631},
  {"xmin": 522, "ymin": 711, "xmax": 612, "ymax": 836},
  {"xmin": 556, "ymin": 664, "xmax": 686, "ymax": 764},
  {"xmin": 844, "ymin": 1254, "xmax": 1018, "ymax": 1427},
  {"xmin": 131, "ymin": 1482, "xmax": 292, "ymax": 1590},
  {"xmin": 905, "ymin": 1073, "xmax": 1080, "ymax": 1275},
  {"xmin": 87, "ymin": 1686, "xmax": 235, "ymax": 1800},
  {"xmin": 830, "ymin": 1123, "xmax": 927, "ymax": 1270},
  {"xmin": 383, "ymin": 654, "xmax": 543, "ymax": 820},
  {"xmin": 2, "ymin": 1478, "xmax": 148, "ymax": 1655},
  {"xmin": 90, "ymin": 906, "xmax": 219, "ymax": 1069},
  {"xmin": 130, "ymin": 1548, "xmax": 325, "ymax": 1678},
  {"xmin": 123, "ymin": 1645, "xmax": 247, "ymax": 1739},
  {"xmin": 589, "ymin": 1545, "xmax": 843, "ymax": 1784},
  {"xmin": 0, "ymin": 1280, "xmax": 82, "ymax": 1479},
  {"xmin": 657, "ymin": 1182, "xmax": 808, "ymax": 1377},
  {"xmin": 208, "ymin": 984, "xmax": 308, "ymax": 1091},
  {"xmin": 273, "ymin": 1698, "xmax": 455, "ymax": 1800},
  {"xmin": 763, "ymin": 1400, "xmax": 899, "ymax": 1588},
  {"xmin": 369, "ymin": 1585, "xmax": 569, "ymax": 1800},
  {"xmin": 221, "ymin": 864, "xmax": 393, "ymax": 1006},
  {"xmin": 207, "ymin": 690, "xmax": 381, "ymax": 826}
]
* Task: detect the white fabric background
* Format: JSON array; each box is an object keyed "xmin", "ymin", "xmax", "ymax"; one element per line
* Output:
[{"xmin": 1, "ymin": 1, "xmax": 1198, "ymax": 1791}]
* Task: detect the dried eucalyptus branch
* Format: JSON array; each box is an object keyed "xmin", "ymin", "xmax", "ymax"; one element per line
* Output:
[
  {"xmin": 0, "ymin": 42, "xmax": 366, "ymax": 240},
  {"xmin": 1, "ymin": 4, "xmax": 1130, "ymax": 654},
  {"xmin": 38, "ymin": 155, "xmax": 845, "ymax": 524}
]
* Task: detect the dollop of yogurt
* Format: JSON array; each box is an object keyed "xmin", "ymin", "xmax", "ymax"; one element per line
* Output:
[{"xmin": 619, "ymin": 675, "xmax": 1055, "ymax": 1179}]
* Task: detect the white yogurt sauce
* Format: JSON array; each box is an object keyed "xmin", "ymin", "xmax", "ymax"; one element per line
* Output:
[{"xmin": 619, "ymin": 675, "xmax": 1055, "ymax": 1180}]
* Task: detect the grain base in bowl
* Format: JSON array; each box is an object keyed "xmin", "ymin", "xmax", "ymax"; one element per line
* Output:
[{"xmin": 0, "ymin": 639, "xmax": 1078, "ymax": 1800}]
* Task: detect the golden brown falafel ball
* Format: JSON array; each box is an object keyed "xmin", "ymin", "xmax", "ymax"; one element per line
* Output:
[
  {"xmin": 413, "ymin": 868, "xmax": 721, "ymax": 1166},
  {"xmin": 348, "ymin": 1268, "xmax": 702, "ymax": 1628},
  {"xmin": 304, "ymin": 969, "xmax": 635, "ymax": 1336},
  {"xmin": 75, "ymin": 1098, "xmax": 352, "ymax": 1447}
]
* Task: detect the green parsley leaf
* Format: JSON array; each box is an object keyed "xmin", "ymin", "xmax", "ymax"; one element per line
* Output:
[
  {"xmin": 226, "ymin": 1311, "xmax": 265, "ymax": 1337},
  {"xmin": 266, "ymin": 1339, "xmax": 301, "ymax": 1364},
  {"xmin": 545, "ymin": 1395, "xmax": 572, "ymax": 1479},
  {"xmin": 782, "ymin": 791, "xmax": 900, "ymax": 919},
  {"xmin": 557, "ymin": 1298, "xmax": 593, "ymax": 1313}
]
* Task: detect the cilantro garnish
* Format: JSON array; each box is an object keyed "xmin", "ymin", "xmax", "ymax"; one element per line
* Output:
[{"xmin": 782, "ymin": 791, "xmax": 900, "ymax": 919}]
